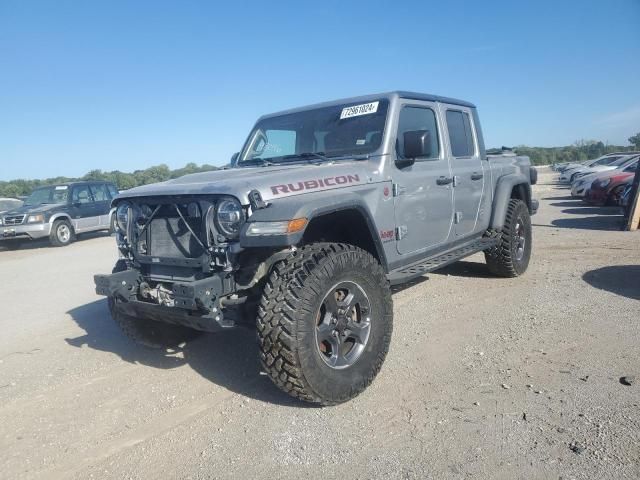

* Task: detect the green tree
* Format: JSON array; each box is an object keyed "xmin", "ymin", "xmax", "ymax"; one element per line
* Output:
[{"xmin": 629, "ymin": 132, "xmax": 640, "ymax": 149}]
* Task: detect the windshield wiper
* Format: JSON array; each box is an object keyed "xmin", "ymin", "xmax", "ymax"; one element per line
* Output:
[
  {"xmin": 239, "ymin": 157, "xmax": 274, "ymax": 167},
  {"xmin": 281, "ymin": 152, "xmax": 330, "ymax": 163}
]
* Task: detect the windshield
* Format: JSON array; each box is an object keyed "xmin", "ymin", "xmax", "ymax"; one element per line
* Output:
[
  {"xmin": 609, "ymin": 155, "xmax": 635, "ymax": 167},
  {"xmin": 238, "ymin": 99, "xmax": 389, "ymax": 165},
  {"xmin": 0, "ymin": 199, "xmax": 22, "ymax": 211},
  {"xmin": 25, "ymin": 186, "xmax": 69, "ymax": 206}
]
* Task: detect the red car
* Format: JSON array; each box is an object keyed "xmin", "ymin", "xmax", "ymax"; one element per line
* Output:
[{"xmin": 586, "ymin": 168, "xmax": 636, "ymax": 205}]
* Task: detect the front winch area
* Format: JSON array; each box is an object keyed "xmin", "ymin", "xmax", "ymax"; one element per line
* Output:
[{"xmin": 94, "ymin": 270, "xmax": 237, "ymax": 331}]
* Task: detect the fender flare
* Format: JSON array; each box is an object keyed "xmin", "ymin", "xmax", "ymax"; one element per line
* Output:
[
  {"xmin": 240, "ymin": 190, "xmax": 387, "ymax": 269},
  {"xmin": 489, "ymin": 173, "xmax": 531, "ymax": 230},
  {"xmin": 48, "ymin": 212, "xmax": 73, "ymax": 225}
]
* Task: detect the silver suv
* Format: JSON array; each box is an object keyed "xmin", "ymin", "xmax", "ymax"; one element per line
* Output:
[{"xmin": 94, "ymin": 91, "xmax": 538, "ymax": 404}]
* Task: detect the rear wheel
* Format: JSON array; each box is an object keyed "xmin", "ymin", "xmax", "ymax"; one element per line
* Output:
[
  {"xmin": 49, "ymin": 219, "xmax": 74, "ymax": 247},
  {"xmin": 108, "ymin": 260, "xmax": 203, "ymax": 348},
  {"xmin": 484, "ymin": 199, "xmax": 532, "ymax": 277},
  {"xmin": 257, "ymin": 243, "xmax": 393, "ymax": 405}
]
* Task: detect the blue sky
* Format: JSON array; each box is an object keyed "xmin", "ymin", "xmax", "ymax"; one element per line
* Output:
[{"xmin": 1, "ymin": 0, "xmax": 639, "ymax": 181}]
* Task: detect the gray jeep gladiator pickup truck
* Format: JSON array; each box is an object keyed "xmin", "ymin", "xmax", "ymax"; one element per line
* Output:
[{"xmin": 94, "ymin": 91, "xmax": 538, "ymax": 405}]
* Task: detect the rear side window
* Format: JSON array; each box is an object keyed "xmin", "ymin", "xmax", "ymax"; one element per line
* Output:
[
  {"xmin": 396, "ymin": 106, "xmax": 440, "ymax": 159},
  {"xmin": 90, "ymin": 184, "xmax": 110, "ymax": 202},
  {"xmin": 107, "ymin": 184, "xmax": 119, "ymax": 198},
  {"xmin": 446, "ymin": 110, "xmax": 475, "ymax": 157},
  {"xmin": 72, "ymin": 185, "xmax": 93, "ymax": 204}
]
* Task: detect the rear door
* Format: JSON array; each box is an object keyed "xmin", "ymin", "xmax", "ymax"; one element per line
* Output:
[
  {"xmin": 70, "ymin": 184, "xmax": 99, "ymax": 231},
  {"xmin": 393, "ymin": 102, "xmax": 454, "ymax": 255},
  {"xmin": 89, "ymin": 183, "xmax": 112, "ymax": 228},
  {"xmin": 443, "ymin": 106, "xmax": 485, "ymax": 237}
]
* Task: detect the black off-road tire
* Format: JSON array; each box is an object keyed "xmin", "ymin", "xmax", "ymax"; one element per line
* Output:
[
  {"xmin": 484, "ymin": 199, "xmax": 532, "ymax": 277},
  {"xmin": 108, "ymin": 260, "xmax": 203, "ymax": 348},
  {"xmin": 49, "ymin": 219, "xmax": 75, "ymax": 247},
  {"xmin": 257, "ymin": 243, "xmax": 393, "ymax": 405}
]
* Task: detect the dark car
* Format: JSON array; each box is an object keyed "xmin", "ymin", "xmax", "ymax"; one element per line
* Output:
[{"xmin": 0, "ymin": 181, "xmax": 118, "ymax": 247}]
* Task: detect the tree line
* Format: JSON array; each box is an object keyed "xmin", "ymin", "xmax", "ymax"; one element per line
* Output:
[
  {"xmin": 0, "ymin": 162, "xmax": 219, "ymax": 198},
  {"xmin": 1, "ymin": 133, "xmax": 639, "ymax": 198}
]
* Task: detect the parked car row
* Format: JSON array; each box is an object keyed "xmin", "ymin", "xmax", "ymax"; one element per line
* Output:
[
  {"xmin": 0, "ymin": 181, "xmax": 118, "ymax": 248},
  {"xmin": 553, "ymin": 153, "xmax": 639, "ymax": 210}
]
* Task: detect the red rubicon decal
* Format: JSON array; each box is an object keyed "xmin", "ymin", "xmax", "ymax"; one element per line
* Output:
[{"xmin": 270, "ymin": 174, "xmax": 360, "ymax": 195}]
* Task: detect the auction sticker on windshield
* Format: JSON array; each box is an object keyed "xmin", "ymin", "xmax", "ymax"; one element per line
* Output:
[{"xmin": 340, "ymin": 101, "xmax": 379, "ymax": 119}]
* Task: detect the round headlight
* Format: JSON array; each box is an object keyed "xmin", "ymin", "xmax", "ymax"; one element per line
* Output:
[
  {"xmin": 116, "ymin": 202, "xmax": 131, "ymax": 233},
  {"xmin": 215, "ymin": 198, "xmax": 245, "ymax": 238}
]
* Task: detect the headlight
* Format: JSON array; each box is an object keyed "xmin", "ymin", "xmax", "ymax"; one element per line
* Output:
[
  {"xmin": 215, "ymin": 198, "xmax": 245, "ymax": 239},
  {"xmin": 116, "ymin": 202, "xmax": 131, "ymax": 233},
  {"xmin": 599, "ymin": 178, "xmax": 611, "ymax": 188},
  {"xmin": 27, "ymin": 214, "xmax": 45, "ymax": 223}
]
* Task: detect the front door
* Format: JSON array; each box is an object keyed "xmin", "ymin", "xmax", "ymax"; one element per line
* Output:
[
  {"xmin": 443, "ymin": 106, "xmax": 485, "ymax": 237},
  {"xmin": 70, "ymin": 184, "xmax": 99, "ymax": 231},
  {"xmin": 393, "ymin": 102, "xmax": 454, "ymax": 255}
]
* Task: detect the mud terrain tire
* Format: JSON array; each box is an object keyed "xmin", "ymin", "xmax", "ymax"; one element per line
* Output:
[
  {"xmin": 257, "ymin": 243, "xmax": 393, "ymax": 405},
  {"xmin": 484, "ymin": 199, "xmax": 532, "ymax": 277}
]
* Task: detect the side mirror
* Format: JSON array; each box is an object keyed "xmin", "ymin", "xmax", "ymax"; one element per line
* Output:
[
  {"xmin": 230, "ymin": 152, "xmax": 239, "ymax": 166},
  {"xmin": 404, "ymin": 130, "xmax": 432, "ymax": 159}
]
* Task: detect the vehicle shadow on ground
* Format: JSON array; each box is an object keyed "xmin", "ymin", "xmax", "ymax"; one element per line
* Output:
[
  {"xmin": 550, "ymin": 216, "xmax": 623, "ymax": 231},
  {"xmin": 431, "ymin": 260, "xmax": 495, "ymax": 279},
  {"xmin": 65, "ymin": 299, "xmax": 316, "ymax": 408},
  {"xmin": 583, "ymin": 265, "xmax": 640, "ymax": 301},
  {"xmin": 562, "ymin": 207, "xmax": 621, "ymax": 216}
]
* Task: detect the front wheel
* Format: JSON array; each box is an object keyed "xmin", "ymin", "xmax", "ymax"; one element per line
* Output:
[
  {"xmin": 484, "ymin": 199, "xmax": 532, "ymax": 277},
  {"xmin": 257, "ymin": 243, "xmax": 393, "ymax": 405},
  {"xmin": 49, "ymin": 219, "xmax": 74, "ymax": 247}
]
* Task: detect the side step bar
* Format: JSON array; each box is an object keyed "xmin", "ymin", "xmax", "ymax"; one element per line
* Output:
[{"xmin": 386, "ymin": 237, "xmax": 499, "ymax": 286}]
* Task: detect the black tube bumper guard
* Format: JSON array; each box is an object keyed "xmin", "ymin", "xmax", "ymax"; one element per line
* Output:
[{"xmin": 94, "ymin": 270, "xmax": 236, "ymax": 332}]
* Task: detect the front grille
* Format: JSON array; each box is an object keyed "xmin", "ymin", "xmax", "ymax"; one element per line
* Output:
[
  {"xmin": 3, "ymin": 215, "xmax": 25, "ymax": 226},
  {"xmin": 148, "ymin": 216, "xmax": 205, "ymax": 258}
]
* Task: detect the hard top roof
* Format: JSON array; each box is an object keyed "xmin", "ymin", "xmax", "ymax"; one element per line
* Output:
[{"xmin": 259, "ymin": 91, "xmax": 475, "ymax": 120}]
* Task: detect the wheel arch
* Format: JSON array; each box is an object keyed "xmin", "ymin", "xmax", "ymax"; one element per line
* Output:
[
  {"xmin": 49, "ymin": 212, "xmax": 73, "ymax": 226},
  {"xmin": 489, "ymin": 174, "xmax": 532, "ymax": 230},
  {"xmin": 240, "ymin": 191, "xmax": 388, "ymax": 271}
]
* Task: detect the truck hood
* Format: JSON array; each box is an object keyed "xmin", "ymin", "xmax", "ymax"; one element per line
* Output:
[{"xmin": 115, "ymin": 162, "xmax": 373, "ymax": 204}]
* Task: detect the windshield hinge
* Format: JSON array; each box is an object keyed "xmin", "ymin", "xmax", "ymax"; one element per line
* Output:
[{"xmin": 392, "ymin": 184, "xmax": 406, "ymax": 197}]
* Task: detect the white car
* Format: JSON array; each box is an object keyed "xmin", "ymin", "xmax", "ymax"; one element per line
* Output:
[
  {"xmin": 559, "ymin": 154, "xmax": 631, "ymax": 183},
  {"xmin": 571, "ymin": 156, "xmax": 640, "ymax": 197}
]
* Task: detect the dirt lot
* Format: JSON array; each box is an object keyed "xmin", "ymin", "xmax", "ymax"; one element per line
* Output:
[{"xmin": 0, "ymin": 168, "xmax": 638, "ymax": 480}]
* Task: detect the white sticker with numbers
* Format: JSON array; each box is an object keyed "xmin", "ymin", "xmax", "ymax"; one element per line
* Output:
[{"xmin": 340, "ymin": 101, "xmax": 379, "ymax": 119}]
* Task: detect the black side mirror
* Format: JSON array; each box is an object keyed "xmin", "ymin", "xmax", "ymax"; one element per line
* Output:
[
  {"xmin": 230, "ymin": 152, "xmax": 239, "ymax": 166},
  {"xmin": 404, "ymin": 130, "xmax": 432, "ymax": 159}
]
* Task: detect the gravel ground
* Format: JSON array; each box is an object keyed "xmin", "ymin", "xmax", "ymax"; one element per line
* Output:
[{"xmin": 0, "ymin": 168, "xmax": 638, "ymax": 480}]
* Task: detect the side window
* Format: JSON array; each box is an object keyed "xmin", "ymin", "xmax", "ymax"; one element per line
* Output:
[
  {"xmin": 396, "ymin": 106, "xmax": 440, "ymax": 159},
  {"xmin": 625, "ymin": 162, "xmax": 638, "ymax": 173},
  {"xmin": 446, "ymin": 110, "xmax": 475, "ymax": 157},
  {"xmin": 107, "ymin": 184, "xmax": 119, "ymax": 198},
  {"xmin": 90, "ymin": 184, "xmax": 110, "ymax": 202},
  {"xmin": 72, "ymin": 185, "xmax": 93, "ymax": 204}
]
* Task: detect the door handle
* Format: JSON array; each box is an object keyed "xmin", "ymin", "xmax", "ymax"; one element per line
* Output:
[
  {"xmin": 436, "ymin": 176, "xmax": 453, "ymax": 185},
  {"xmin": 471, "ymin": 172, "xmax": 484, "ymax": 180}
]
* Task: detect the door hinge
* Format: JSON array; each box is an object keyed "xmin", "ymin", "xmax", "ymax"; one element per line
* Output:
[
  {"xmin": 454, "ymin": 212, "xmax": 463, "ymax": 224},
  {"xmin": 396, "ymin": 225, "xmax": 408, "ymax": 240},
  {"xmin": 392, "ymin": 184, "xmax": 406, "ymax": 197}
]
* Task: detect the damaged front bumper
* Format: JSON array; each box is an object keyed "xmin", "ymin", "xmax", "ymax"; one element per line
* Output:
[{"xmin": 94, "ymin": 269, "xmax": 238, "ymax": 332}]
